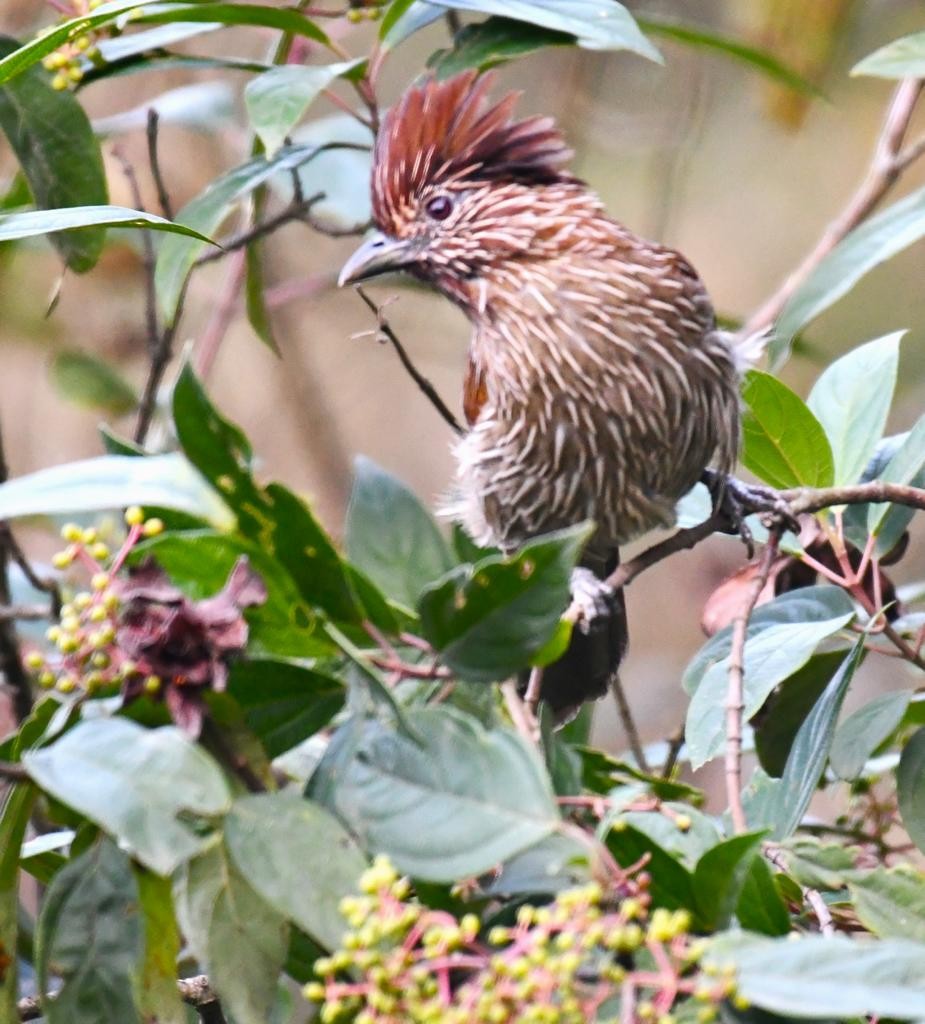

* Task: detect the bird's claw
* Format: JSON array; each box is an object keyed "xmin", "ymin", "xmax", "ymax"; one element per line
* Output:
[
  {"xmin": 702, "ymin": 471, "xmax": 800, "ymax": 549},
  {"xmin": 569, "ymin": 567, "xmax": 617, "ymax": 635}
]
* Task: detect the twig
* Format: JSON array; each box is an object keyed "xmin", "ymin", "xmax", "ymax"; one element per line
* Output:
[
  {"xmin": 18, "ymin": 974, "xmax": 226, "ymax": 1023},
  {"xmin": 0, "ymin": 605, "xmax": 51, "ymax": 623},
  {"xmin": 194, "ymin": 194, "xmax": 323, "ymax": 267},
  {"xmin": 743, "ymin": 78, "xmax": 925, "ymax": 337},
  {"xmin": 782, "ymin": 481, "xmax": 925, "ymax": 516},
  {"xmin": 0, "ymin": 760, "xmax": 29, "ymax": 783},
  {"xmin": 765, "ymin": 846, "xmax": 835, "ymax": 937},
  {"xmin": 726, "ymin": 532, "xmax": 781, "ymax": 834},
  {"xmin": 523, "ymin": 666, "xmax": 544, "ymax": 716},
  {"xmin": 355, "ymin": 287, "xmax": 464, "ymax": 435},
  {"xmin": 660, "ymin": 723, "xmax": 686, "ymax": 779},
  {"xmin": 146, "ymin": 108, "xmax": 173, "ymax": 220},
  {"xmin": 0, "ymin": 426, "xmax": 32, "ymax": 723},
  {"xmin": 610, "ymin": 674, "xmax": 649, "ymax": 772},
  {"xmin": 502, "ymin": 680, "xmax": 540, "ymax": 745}
]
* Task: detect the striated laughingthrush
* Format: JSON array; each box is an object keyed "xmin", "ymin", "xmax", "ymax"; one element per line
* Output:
[{"xmin": 340, "ymin": 72, "xmax": 744, "ymax": 720}]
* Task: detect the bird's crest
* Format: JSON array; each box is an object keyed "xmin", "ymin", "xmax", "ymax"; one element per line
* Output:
[{"xmin": 372, "ymin": 71, "xmax": 574, "ymax": 234}]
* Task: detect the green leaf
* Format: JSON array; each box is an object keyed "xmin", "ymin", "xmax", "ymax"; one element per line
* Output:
[
  {"xmin": 136, "ymin": 3, "xmax": 330, "ymax": 47},
  {"xmin": 244, "ymin": 239, "xmax": 279, "ymax": 353},
  {"xmin": 771, "ymin": 638, "xmax": 865, "ymax": 840},
  {"xmin": 430, "ymin": 17, "xmax": 574, "ymax": 76},
  {"xmin": 607, "ymin": 823, "xmax": 695, "ymax": 912},
  {"xmin": 0, "ymin": 204, "xmax": 215, "ymax": 244},
  {"xmin": 173, "ymin": 839, "xmax": 289, "ymax": 1024},
  {"xmin": 37, "ymin": 839, "xmax": 143, "ymax": 1024},
  {"xmin": 225, "ymin": 793, "xmax": 366, "ymax": 950},
  {"xmin": 830, "ymin": 690, "xmax": 911, "ymax": 781},
  {"xmin": 740, "ymin": 370, "xmax": 833, "ymax": 488},
  {"xmin": 866, "ymin": 414, "xmax": 925, "ymax": 557},
  {"xmin": 415, "ymin": 0, "xmax": 660, "ymax": 59},
  {"xmin": 636, "ymin": 16, "xmax": 818, "ymax": 94},
  {"xmin": 736, "ymin": 855, "xmax": 790, "ymax": 936},
  {"xmin": 24, "ymin": 720, "xmax": 231, "ymax": 875},
  {"xmin": 682, "ymin": 585, "xmax": 855, "ymax": 694},
  {"xmin": 227, "ymin": 659, "xmax": 344, "ymax": 758},
  {"xmin": 704, "ymin": 933, "xmax": 925, "ymax": 1018},
  {"xmin": 853, "ymin": 31, "xmax": 925, "ymax": 79},
  {"xmin": 245, "ymin": 60, "xmax": 362, "ymax": 157},
  {"xmin": 0, "ymin": 452, "xmax": 232, "ymax": 526},
  {"xmin": 898, "ymin": 726, "xmax": 925, "ymax": 855},
  {"xmin": 419, "ymin": 525, "xmax": 590, "ymax": 682},
  {"xmin": 346, "ymin": 456, "xmax": 454, "ymax": 611},
  {"xmin": 773, "ymin": 181, "xmax": 924, "ymax": 363},
  {"xmin": 51, "ymin": 349, "xmax": 137, "ymax": 415},
  {"xmin": 325, "ymin": 706, "xmax": 560, "ymax": 881},
  {"xmin": 0, "ymin": 35, "xmax": 107, "ymax": 271},
  {"xmin": 0, "ymin": 784, "xmax": 35, "ymax": 1020},
  {"xmin": 692, "ymin": 831, "xmax": 765, "ymax": 931},
  {"xmin": 685, "ymin": 612, "xmax": 854, "ymax": 769},
  {"xmin": 778, "ymin": 836, "xmax": 856, "ymax": 890},
  {"xmin": 807, "ymin": 332, "xmax": 903, "ymax": 487},
  {"xmin": 154, "ymin": 144, "xmax": 324, "ymax": 325},
  {"xmin": 620, "ymin": 804, "xmax": 720, "ymax": 870},
  {"xmin": 135, "ymin": 868, "xmax": 185, "ymax": 1024},
  {"xmin": 849, "ymin": 867, "xmax": 925, "ymax": 942},
  {"xmin": 754, "ymin": 651, "xmax": 847, "ymax": 778}
]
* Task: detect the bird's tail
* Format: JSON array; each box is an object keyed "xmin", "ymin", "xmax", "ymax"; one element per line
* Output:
[{"xmin": 535, "ymin": 550, "xmax": 628, "ymax": 725}]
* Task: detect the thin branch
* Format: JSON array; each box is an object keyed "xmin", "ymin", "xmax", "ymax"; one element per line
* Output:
[
  {"xmin": 0, "ymin": 605, "xmax": 51, "ymax": 623},
  {"xmin": 0, "ymin": 426, "xmax": 32, "ymax": 723},
  {"xmin": 726, "ymin": 533, "xmax": 781, "ymax": 834},
  {"xmin": 0, "ymin": 760, "xmax": 29, "ymax": 783},
  {"xmin": 610, "ymin": 673, "xmax": 649, "ymax": 772},
  {"xmin": 660, "ymin": 724, "xmax": 686, "ymax": 779},
  {"xmin": 355, "ymin": 286, "xmax": 464, "ymax": 435},
  {"xmin": 765, "ymin": 846, "xmax": 835, "ymax": 937},
  {"xmin": 146, "ymin": 108, "xmax": 174, "ymax": 220},
  {"xmin": 743, "ymin": 78, "xmax": 925, "ymax": 337},
  {"xmin": 194, "ymin": 194, "xmax": 323, "ymax": 266},
  {"xmin": 782, "ymin": 481, "xmax": 925, "ymax": 516},
  {"xmin": 18, "ymin": 974, "xmax": 226, "ymax": 1023}
]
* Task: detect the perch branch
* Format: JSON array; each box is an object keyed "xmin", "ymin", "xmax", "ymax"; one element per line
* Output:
[
  {"xmin": 743, "ymin": 77, "xmax": 925, "ymax": 337},
  {"xmin": 146, "ymin": 108, "xmax": 174, "ymax": 220},
  {"xmin": 355, "ymin": 287, "xmax": 464, "ymax": 435}
]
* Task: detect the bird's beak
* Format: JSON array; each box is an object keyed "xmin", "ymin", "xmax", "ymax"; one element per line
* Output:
[{"xmin": 338, "ymin": 231, "xmax": 420, "ymax": 287}]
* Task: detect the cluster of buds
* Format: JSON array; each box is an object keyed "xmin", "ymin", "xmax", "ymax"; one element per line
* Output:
[
  {"xmin": 40, "ymin": 0, "xmax": 106, "ymax": 90},
  {"xmin": 305, "ymin": 856, "xmax": 735, "ymax": 1024},
  {"xmin": 27, "ymin": 507, "xmax": 163, "ymax": 696},
  {"xmin": 346, "ymin": 2, "xmax": 382, "ymax": 23}
]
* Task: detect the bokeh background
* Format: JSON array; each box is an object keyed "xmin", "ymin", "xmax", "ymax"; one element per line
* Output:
[{"xmin": 1, "ymin": 0, "xmax": 924, "ymax": 792}]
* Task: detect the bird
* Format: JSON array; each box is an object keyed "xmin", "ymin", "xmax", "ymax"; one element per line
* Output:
[{"xmin": 339, "ymin": 70, "xmax": 744, "ymax": 722}]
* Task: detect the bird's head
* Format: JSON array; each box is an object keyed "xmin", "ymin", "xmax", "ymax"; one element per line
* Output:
[{"xmin": 339, "ymin": 71, "xmax": 589, "ymax": 307}]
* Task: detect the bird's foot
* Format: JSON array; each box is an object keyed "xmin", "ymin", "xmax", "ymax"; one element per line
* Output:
[
  {"xmin": 568, "ymin": 567, "xmax": 618, "ymax": 634},
  {"xmin": 702, "ymin": 471, "xmax": 800, "ymax": 553}
]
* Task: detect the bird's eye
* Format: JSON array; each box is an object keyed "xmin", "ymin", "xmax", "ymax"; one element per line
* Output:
[{"xmin": 425, "ymin": 194, "xmax": 453, "ymax": 221}]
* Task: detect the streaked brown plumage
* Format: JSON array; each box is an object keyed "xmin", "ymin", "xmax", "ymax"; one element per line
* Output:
[{"xmin": 341, "ymin": 71, "xmax": 743, "ymax": 718}]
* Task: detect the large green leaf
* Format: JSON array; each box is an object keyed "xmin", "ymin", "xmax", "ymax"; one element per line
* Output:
[
  {"xmin": 0, "ymin": 204, "xmax": 213, "ymax": 243},
  {"xmin": 772, "ymin": 181, "xmax": 924, "ymax": 364},
  {"xmin": 830, "ymin": 690, "xmax": 910, "ymax": 781},
  {"xmin": 403, "ymin": 0, "xmax": 660, "ymax": 59},
  {"xmin": 24, "ymin": 720, "xmax": 231, "ymax": 875},
  {"xmin": 225, "ymin": 793, "xmax": 366, "ymax": 950},
  {"xmin": 807, "ymin": 332, "xmax": 903, "ymax": 487},
  {"xmin": 0, "ymin": 452, "xmax": 232, "ymax": 526},
  {"xmin": 155, "ymin": 145, "xmax": 324, "ymax": 324},
  {"xmin": 136, "ymin": 3, "xmax": 330, "ymax": 46},
  {"xmin": 346, "ymin": 456, "xmax": 454, "ymax": 612},
  {"xmin": 853, "ymin": 31, "xmax": 925, "ymax": 78},
  {"xmin": 173, "ymin": 839, "xmax": 289, "ymax": 1024},
  {"xmin": 0, "ymin": 784, "xmax": 34, "ymax": 1020},
  {"xmin": 429, "ymin": 17, "xmax": 571, "ymax": 77},
  {"xmin": 325, "ymin": 706, "xmax": 560, "ymax": 881},
  {"xmin": 36, "ymin": 839, "xmax": 143, "ymax": 1024},
  {"xmin": 691, "ymin": 831, "xmax": 766, "ymax": 932},
  {"xmin": 849, "ymin": 867, "xmax": 925, "ymax": 942},
  {"xmin": 227, "ymin": 659, "xmax": 344, "ymax": 758},
  {"xmin": 736, "ymin": 855, "xmax": 790, "ymax": 936},
  {"xmin": 135, "ymin": 868, "xmax": 185, "ymax": 1024},
  {"xmin": 418, "ymin": 525, "xmax": 589, "ymax": 682},
  {"xmin": 685, "ymin": 612, "xmax": 854, "ymax": 769},
  {"xmin": 682, "ymin": 585, "xmax": 854, "ymax": 694},
  {"xmin": 636, "ymin": 16, "xmax": 818, "ymax": 93},
  {"xmin": 771, "ymin": 637, "xmax": 864, "ymax": 839},
  {"xmin": 0, "ymin": 35, "xmax": 107, "ymax": 271},
  {"xmin": 741, "ymin": 370, "xmax": 834, "ymax": 488},
  {"xmin": 51, "ymin": 349, "xmax": 137, "ymax": 415},
  {"xmin": 898, "ymin": 726, "xmax": 925, "ymax": 855},
  {"xmin": 704, "ymin": 933, "xmax": 925, "ymax": 1018},
  {"xmin": 245, "ymin": 60, "xmax": 361, "ymax": 157}
]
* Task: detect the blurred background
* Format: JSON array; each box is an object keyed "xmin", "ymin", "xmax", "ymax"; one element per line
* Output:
[{"xmin": 1, "ymin": 0, "xmax": 924, "ymax": 790}]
